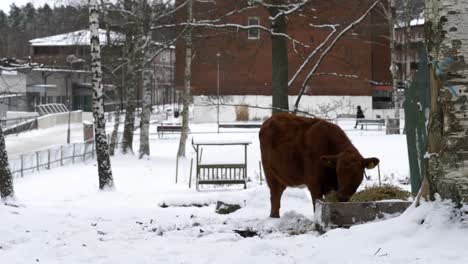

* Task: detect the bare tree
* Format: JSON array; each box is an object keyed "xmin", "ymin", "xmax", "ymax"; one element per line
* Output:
[
  {"xmin": 89, "ymin": 0, "xmax": 115, "ymax": 190},
  {"xmin": 177, "ymin": 0, "xmax": 192, "ymax": 158},
  {"xmin": 139, "ymin": 0, "xmax": 154, "ymax": 159},
  {"xmin": 159, "ymin": 1, "xmax": 384, "ymax": 117},
  {"xmin": 120, "ymin": 0, "xmax": 140, "ymax": 154}
]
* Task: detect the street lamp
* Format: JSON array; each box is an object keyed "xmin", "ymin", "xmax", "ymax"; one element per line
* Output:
[
  {"xmin": 216, "ymin": 52, "xmax": 220, "ymax": 133},
  {"xmin": 66, "ymin": 54, "xmax": 78, "ymax": 144}
]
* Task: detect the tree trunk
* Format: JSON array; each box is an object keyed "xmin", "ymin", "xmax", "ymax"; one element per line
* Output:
[
  {"xmin": 89, "ymin": 0, "xmax": 114, "ymax": 190},
  {"xmin": 424, "ymin": 0, "xmax": 468, "ymax": 204},
  {"xmin": 139, "ymin": 36, "xmax": 153, "ymax": 159},
  {"xmin": 388, "ymin": 0, "xmax": 401, "ymax": 134},
  {"xmin": 177, "ymin": 0, "xmax": 193, "ymax": 158},
  {"xmin": 121, "ymin": 0, "xmax": 138, "ymax": 155},
  {"xmin": 269, "ymin": 6, "xmax": 289, "ymax": 114},
  {"xmin": 0, "ymin": 126, "xmax": 14, "ymax": 199},
  {"xmin": 109, "ymin": 106, "xmax": 120, "ymax": 156},
  {"xmin": 121, "ymin": 62, "xmax": 137, "ymax": 154}
]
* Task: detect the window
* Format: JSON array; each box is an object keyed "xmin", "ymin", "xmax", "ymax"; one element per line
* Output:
[{"xmin": 248, "ymin": 17, "xmax": 260, "ymax": 40}]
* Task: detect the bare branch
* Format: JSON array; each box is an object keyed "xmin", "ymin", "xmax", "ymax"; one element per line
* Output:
[{"xmin": 293, "ymin": 0, "xmax": 382, "ymax": 113}]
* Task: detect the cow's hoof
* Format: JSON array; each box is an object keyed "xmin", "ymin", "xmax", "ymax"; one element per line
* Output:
[{"xmin": 270, "ymin": 214, "xmax": 280, "ymax": 218}]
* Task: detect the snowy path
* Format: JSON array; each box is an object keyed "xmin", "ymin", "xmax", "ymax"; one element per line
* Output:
[
  {"xmin": 5, "ymin": 124, "xmax": 88, "ymax": 156},
  {"xmin": 4, "ymin": 123, "xmax": 117, "ymax": 156}
]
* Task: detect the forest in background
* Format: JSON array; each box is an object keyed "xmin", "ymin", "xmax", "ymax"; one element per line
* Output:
[{"xmin": 0, "ymin": 3, "xmax": 90, "ymax": 59}]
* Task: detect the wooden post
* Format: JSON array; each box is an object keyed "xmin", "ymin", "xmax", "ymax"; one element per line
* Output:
[
  {"xmin": 189, "ymin": 158, "xmax": 193, "ymax": 188},
  {"xmin": 92, "ymin": 140, "xmax": 95, "ymax": 159},
  {"xmin": 20, "ymin": 154, "xmax": 24, "ymax": 177},
  {"xmin": 60, "ymin": 145, "xmax": 64, "ymax": 166},
  {"xmin": 244, "ymin": 144, "xmax": 248, "ymax": 189},
  {"xmin": 36, "ymin": 151, "xmax": 40, "ymax": 171},
  {"xmin": 196, "ymin": 144, "xmax": 199, "ymax": 191},
  {"xmin": 378, "ymin": 164, "xmax": 382, "ymax": 187},
  {"xmin": 175, "ymin": 155, "xmax": 179, "ymax": 184},
  {"xmin": 259, "ymin": 161, "xmax": 262, "ymax": 185},
  {"xmin": 72, "ymin": 143, "xmax": 76, "ymax": 164},
  {"xmin": 83, "ymin": 142, "xmax": 86, "ymax": 161},
  {"xmin": 47, "ymin": 149, "xmax": 51, "ymax": 169}
]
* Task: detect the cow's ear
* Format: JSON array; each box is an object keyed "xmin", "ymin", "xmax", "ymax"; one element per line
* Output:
[
  {"xmin": 320, "ymin": 155, "xmax": 338, "ymax": 168},
  {"xmin": 363, "ymin": 157, "xmax": 379, "ymax": 169}
]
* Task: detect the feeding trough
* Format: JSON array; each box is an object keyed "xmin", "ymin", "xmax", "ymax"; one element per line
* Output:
[
  {"xmin": 314, "ymin": 185, "xmax": 413, "ymax": 229},
  {"xmin": 314, "ymin": 199, "xmax": 412, "ymax": 229}
]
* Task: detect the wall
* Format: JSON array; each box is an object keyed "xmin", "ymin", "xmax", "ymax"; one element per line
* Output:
[
  {"xmin": 175, "ymin": 0, "xmax": 390, "ymax": 97},
  {"xmin": 192, "ymin": 95, "xmax": 374, "ymax": 123},
  {"xmin": 6, "ymin": 111, "xmax": 39, "ymax": 119},
  {"xmin": 37, "ymin": 111, "xmax": 93, "ymax": 129}
]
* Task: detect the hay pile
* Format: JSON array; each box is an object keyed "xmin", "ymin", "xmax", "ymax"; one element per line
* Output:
[
  {"xmin": 350, "ymin": 185, "xmax": 411, "ymax": 202},
  {"xmin": 323, "ymin": 185, "xmax": 411, "ymax": 203}
]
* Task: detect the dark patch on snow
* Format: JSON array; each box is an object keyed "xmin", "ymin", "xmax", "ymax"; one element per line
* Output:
[
  {"xmin": 159, "ymin": 202, "xmax": 210, "ymax": 208},
  {"xmin": 215, "ymin": 201, "xmax": 241, "ymax": 214},
  {"xmin": 233, "ymin": 229, "xmax": 258, "ymax": 238}
]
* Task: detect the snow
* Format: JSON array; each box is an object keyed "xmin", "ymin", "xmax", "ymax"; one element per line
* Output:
[
  {"xmin": 395, "ymin": 17, "xmax": 425, "ymax": 28},
  {"xmin": 192, "ymin": 135, "xmax": 252, "ymax": 145},
  {"xmin": 2, "ymin": 119, "xmax": 468, "ymax": 263},
  {"xmin": 29, "ymin": 29, "xmax": 124, "ymax": 47}
]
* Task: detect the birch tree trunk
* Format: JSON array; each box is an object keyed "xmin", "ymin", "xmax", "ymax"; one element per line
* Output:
[
  {"xmin": 423, "ymin": 0, "xmax": 468, "ymax": 204},
  {"xmin": 177, "ymin": 0, "xmax": 192, "ymax": 158},
  {"xmin": 0, "ymin": 126, "xmax": 14, "ymax": 199},
  {"xmin": 89, "ymin": 0, "xmax": 114, "ymax": 190},
  {"xmin": 139, "ymin": 36, "xmax": 153, "ymax": 159}
]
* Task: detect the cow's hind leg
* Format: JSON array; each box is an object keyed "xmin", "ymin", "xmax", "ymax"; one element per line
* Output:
[{"xmin": 267, "ymin": 176, "xmax": 286, "ymax": 218}]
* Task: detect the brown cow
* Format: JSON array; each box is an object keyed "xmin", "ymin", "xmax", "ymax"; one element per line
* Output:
[{"xmin": 259, "ymin": 113, "xmax": 379, "ymax": 218}]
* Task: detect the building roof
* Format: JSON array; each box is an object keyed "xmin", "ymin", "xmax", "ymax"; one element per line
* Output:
[{"xmin": 29, "ymin": 29, "xmax": 124, "ymax": 47}]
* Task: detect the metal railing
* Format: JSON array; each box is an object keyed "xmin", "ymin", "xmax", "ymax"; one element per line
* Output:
[
  {"xmin": 9, "ymin": 139, "xmax": 95, "ymax": 178},
  {"xmin": 0, "ymin": 117, "xmax": 37, "ymax": 128}
]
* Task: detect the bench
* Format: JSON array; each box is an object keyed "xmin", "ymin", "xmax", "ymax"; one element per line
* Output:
[
  {"xmin": 336, "ymin": 114, "xmax": 356, "ymax": 119},
  {"xmin": 157, "ymin": 125, "xmax": 183, "ymax": 138},
  {"xmin": 218, "ymin": 122, "xmax": 262, "ymax": 129},
  {"xmin": 192, "ymin": 138, "xmax": 251, "ymax": 190},
  {"xmin": 356, "ymin": 119, "xmax": 385, "ymax": 130}
]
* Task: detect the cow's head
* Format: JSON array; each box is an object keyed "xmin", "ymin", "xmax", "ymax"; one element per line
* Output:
[{"xmin": 321, "ymin": 151, "xmax": 379, "ymax": 202}]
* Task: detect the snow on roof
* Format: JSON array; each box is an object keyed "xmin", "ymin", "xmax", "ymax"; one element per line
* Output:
[
  {"xmin": 192, "ymin": 135, "xmax": 252, "ymax": 145},
  {"xmin": 32, "ymin": 68, "xmax": 90, "ymax": 74},
  {"xmin": 29, "ymin": 29, "xmax": 124, "ymax": 47}
]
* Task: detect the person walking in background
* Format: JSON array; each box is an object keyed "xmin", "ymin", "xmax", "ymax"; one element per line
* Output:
[{"xmin": 354, "ymin": 105, "xmax": 365, "ymax": 129}]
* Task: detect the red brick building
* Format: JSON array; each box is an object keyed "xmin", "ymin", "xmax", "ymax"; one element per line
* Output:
[{"xmin": 175, "ymin": 0, "xmax": 391, "ymax": 99}]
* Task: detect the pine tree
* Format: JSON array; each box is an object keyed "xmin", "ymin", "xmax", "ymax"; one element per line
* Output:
[{"xmin": 0, "ymin": 126, "xmax": 14, "ymax": 199}]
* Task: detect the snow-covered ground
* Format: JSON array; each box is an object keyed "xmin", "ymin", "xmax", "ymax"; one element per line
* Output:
[{"xmin": 2, "ymin": 120, "xmax": 468, "ymax": 264}]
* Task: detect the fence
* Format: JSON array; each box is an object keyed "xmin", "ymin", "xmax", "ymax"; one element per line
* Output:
[{"xmin": 8, "ymin": 140, "xmax": 95, "ymax": 178}]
